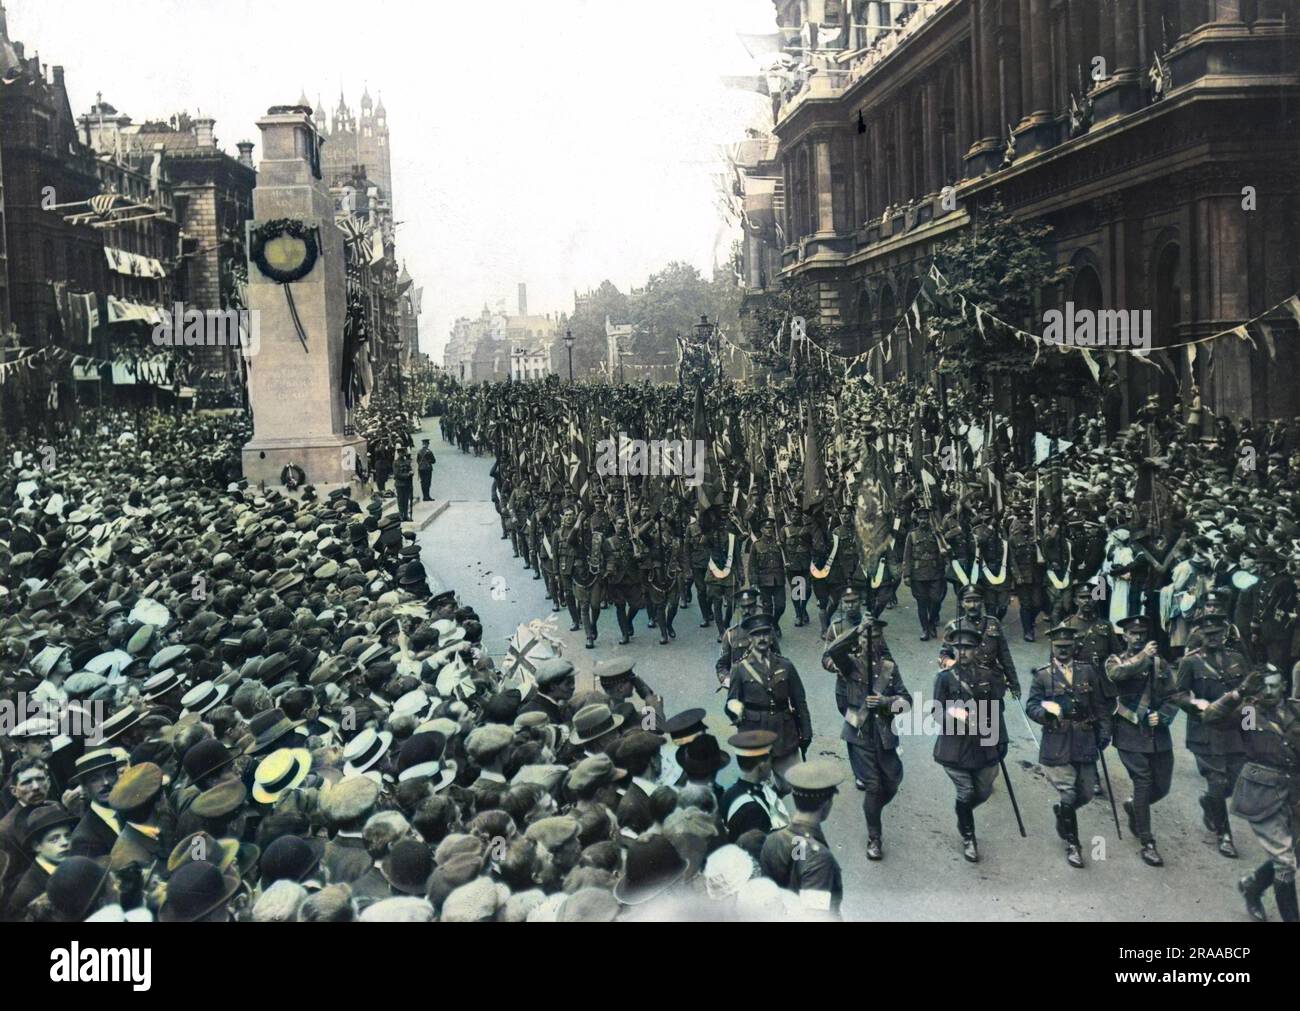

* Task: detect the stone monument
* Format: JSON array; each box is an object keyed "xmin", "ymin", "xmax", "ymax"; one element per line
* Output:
[{"xmin": 241, "ymin": 104, "xmax": 365, "ymax": 488}]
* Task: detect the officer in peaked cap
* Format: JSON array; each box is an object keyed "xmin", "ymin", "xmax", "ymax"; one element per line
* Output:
[
  {"xmin": 758, "ymin": 759, "xmax": 845, "ymax": 917},
  {"xmin": 1027, "ymin": 624, "xmax": 1109, "ymax": 869},
  {"xmin": 715, "ymin": 588, "xmax": 782, "ymax": 686},
  {"xmin": 723, "ymin": 613, "xmax": 810, "ymax": 783}
]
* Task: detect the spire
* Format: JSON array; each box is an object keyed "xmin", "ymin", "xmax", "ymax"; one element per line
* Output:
[
  {"xmin": 297, "ymin": 86, "xmax": 310, "ymax": 109},
  {"xmin": 361, "ymin": 81, "xmax": 372, "ymax": 109},
  {"xmin": 375, "ymin": 90, "xmax": 386, "ymax": 117}
]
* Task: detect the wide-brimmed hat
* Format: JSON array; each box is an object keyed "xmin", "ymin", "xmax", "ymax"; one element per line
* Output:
[
  {"xmin": 167, "ymin": 831, "xmax": 241, "ymax": 875},
  {"xmin": 259, "ymin": 834, "xmax": 324, "ymax": 886},
  {"xmin": 182, "ymin": 738, "xmax": 235, "ymax": 784},
  {"xmin": 47, "ymin": 856, "xmax": 111, "ymax": 921},
  {"xmin": 570, "ymin": 704, "xmax": 624, "ymax": 745},
  {"xmin": 251, "ymin": 747, "xmax": 313, "ymax": 804},
  {"xmin": 179, "ymin": 680, "xmax": 228, "ymax": 717},
  {"xmin": 342, "ymin": 727, "xmax": 393, "ymax": 776},
  {"xmin": 613, "ymin": 835, "xmax": 688, "ymax": 905},
  {"xmin": 158, "ymin": 860, "xmax": 241, "ymax": 922},
  {"xmin": 23, "ymin": 803, "xmax": 78, "ymax": 848},
  {"xmin": 678, "ymin": 734, "xmax": 730, "ymax": 779}
]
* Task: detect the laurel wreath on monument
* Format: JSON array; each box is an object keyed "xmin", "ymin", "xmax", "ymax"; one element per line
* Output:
[
  {"xmin": 249, "ymin": 218, "xmax": 319, "ymax": 352},
  {"xmin": 250, "ymin": 218, "xmax": 319, "ymax": 283}
]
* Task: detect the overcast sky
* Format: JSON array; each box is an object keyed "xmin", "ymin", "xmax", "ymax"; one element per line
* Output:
[{"xmin": 10, "ymin": 0, "xmax": 777, "ymax": 357}]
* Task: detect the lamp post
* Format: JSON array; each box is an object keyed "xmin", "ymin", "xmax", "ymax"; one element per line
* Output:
[
  {"xmin": 564, "ymin": 329, "xmax": 575, "ymax": 384},
  {"xmin": 696, "ymin": 313, "xmax": 720, "ymax": 383}
]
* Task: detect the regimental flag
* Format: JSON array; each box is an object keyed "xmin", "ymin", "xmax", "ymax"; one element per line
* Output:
[
  {"xmin": 693, "ymin": 385, "xmax": 722, "ymax": 511},
  {"xmin": 801, "ymin": 409, "xmax": 827, "ymax": 513},
  {"xmin": 568, "ymin": 415, "xmax": 589, "ymax": 499}
]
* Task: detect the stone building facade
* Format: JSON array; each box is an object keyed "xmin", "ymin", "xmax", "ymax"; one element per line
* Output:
[{"xmin": 737, "ymin": 0, "xmax": 1300, "ymax": 422}]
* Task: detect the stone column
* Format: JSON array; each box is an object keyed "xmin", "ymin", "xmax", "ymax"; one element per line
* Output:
[
  {"xmin": 1014, "ymin": 0, "xmax": 1055, "ymax": 152},
  {"xmin": 1095, "ymin": 0, "xmax": 1143, "ymax": 120},
  {"xmin": 966, "ymin": 0, "xmax": 1003, "ymax": 175},
  {"xmin": 242, "ymin": 106, "xmax": 366, "ymax": 488},
  {"xmin": 922, "ymin": 75, "xmax": 941, "ymax": 194},
  {"xmin": 866, "ymin": 1, "xmax": 883, "ymax": 45},
  {"xmin": 814, "ymin": 135, "xmax": 835, "ymax": 233}
]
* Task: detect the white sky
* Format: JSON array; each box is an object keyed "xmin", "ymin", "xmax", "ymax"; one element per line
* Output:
[{"xmin": 9, "ymin": 0, "xmax": 777, "ymax": 357}]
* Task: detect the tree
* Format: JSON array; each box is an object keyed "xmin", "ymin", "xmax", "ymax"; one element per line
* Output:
[
  {"xmin": 929, "ymin": 199, "xmax": 1081, "ymax": 411},
  {"xmin": 565, "ymin": 280, "xmax": 629, "ymax": 375}
]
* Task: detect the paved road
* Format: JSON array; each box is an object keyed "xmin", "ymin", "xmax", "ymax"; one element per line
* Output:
[{"xmin": 416, "ymin": 419, "xmax": 1261, "ymax": 921}]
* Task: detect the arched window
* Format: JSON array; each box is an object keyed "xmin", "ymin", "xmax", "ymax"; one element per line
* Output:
[{"xmin": 1072, "ymin": 264, "xmax": 1103, "ymax": 313}]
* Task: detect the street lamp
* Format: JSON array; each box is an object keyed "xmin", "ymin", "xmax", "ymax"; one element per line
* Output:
[
  {"xmin": 696, "ymin": 314, "xmax": 721, "ymax": 383},
  {"xmin": 564, "ymin": 329, "xmax": 575, "ymax": 384}
]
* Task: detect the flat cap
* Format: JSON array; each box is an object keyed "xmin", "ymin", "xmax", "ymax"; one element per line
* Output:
[
  {"xmin": 523, "ymin": 815, "xmax": 579, "ymax": 851},
  {"xmin": 465, "ymin": 723, "xmax": 514, "ymax": 764},
  {"xmin": 533, "ymin": 657, "xmax": 575, "ymax": 688},
  {"xmin": 107, "ymin": 762, "xmax": 164, "ymax": 811}
]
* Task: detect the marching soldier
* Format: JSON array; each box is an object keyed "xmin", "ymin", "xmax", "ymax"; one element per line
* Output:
[
  {"xmin": 972, "ymin": 513, "xmax": 1011, "ymax": 620},
  {"xmin": 686, "ymin": 514, "xmax": 713, "ymax": 628},
  {"xmin": 598, "ymin": 515, "xmax": 641, "ymax": 645},
  {"xmin": 819, "ymin": 511, "xmax": 861, "ymax": 638},
  {"xmin": 1106, "ymin": 613, "xmax": 1180, "ymax": 866},
  {"xmin": 748, "ymin": 517, "xmax": 787, "ymax": 637},
  {"xmin": 1009, "ymin": 507, "xmax": 1044, "ymax": 641},
  {"xmin": 641, "ymin": 514, "xmax": 685, "ymax": 644},
  {"xmin": 902, "ymin": 506, "xmax": 946, "ymax": 640},
  {"xmin": 720, "ymin": 730, "xmax": 791, "ymax": 841},
  {"xmin": 823, "ymin": 618, "xmax": 909, "ymax": 860},
  {"xmin": 1026, "ymin": 625, "xmax": 1109, "ymax": 868},
  {"xmin": 569, "ymin": 508, "xmax": 605, "ymax": 649},
  {"xmin": 1065, "ymin": 582, "xmax": 1121, "ymax": 706},
  {"xmin": 944, "ymin": 586, "xmax": 1021, "ymax": 700},
  {"xmin": 724, "ymin": 613, "xmax": 812, "ymax": 782},
  {"xmin": 933, "ymin": 626, "xmax": 1012, "ymax": 863},
  {"xmin": 715, "ymin": 587, "xmax": 781, "ymax": 686},
  {"xmin": 703, "ymin": 519, "xmax": 740, "ymax": 639},
  {"xmin": 759, "ymin": 760, "xmax": 845, "ymax": 918},
  {"xmin": 783, "ymin": 511, "xmax": 815, "ymax": 627},
  {"xmin": 1174, "ymin": 615, "xmax": 1251, "ymax": 858},
  {"xmin": 1203, "ymin": 665, "xmax": 1300, "ymax": 922}
]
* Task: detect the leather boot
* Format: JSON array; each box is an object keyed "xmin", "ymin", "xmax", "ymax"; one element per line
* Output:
[
  {"xmin": 1052, "ymin": 803, "xmax": 1069, "ymax": 841},
  {"xmin": 955, "ymin": 801, "xmax": 978, "ymax": 862},
  {"xmin": 1276, "ymin": 879, "xmax": 1299, "ymax": 923},
  {"xmin": 1063, "ymin": 806, "xmax": 1084, "ymax": 868},
  {"xmin": 1238, "ymin": 862, "xmax": 1272, "ymax": 922}
]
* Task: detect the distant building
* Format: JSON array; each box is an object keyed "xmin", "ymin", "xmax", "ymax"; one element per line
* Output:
[
  {"xmin": 446, "ymin": 284, "xmax": 566, "ymax": 383},
  {"xmin": 313, "ymin": 87, "xmax": 393, "ymax": 213},
  {"xmin": 82, "ymin": 105, "xmax": 256, "ymax": 403},
  {"xmin": 0, "ymin": 4, "xmax": 104, "ymax": 426}
]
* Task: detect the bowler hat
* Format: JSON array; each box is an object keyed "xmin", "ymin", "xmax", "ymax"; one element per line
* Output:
[{"xmin": 158, "ymin": 860, "xmax": 241, "ymax": 922}]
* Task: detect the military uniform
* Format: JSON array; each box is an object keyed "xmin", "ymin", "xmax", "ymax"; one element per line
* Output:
[
  {"xmin": 902, "ymin": 511, "xmax": 947, "ymax": 640},
  {"xmin": 972, "ymin": 519, "xmax": 1011, "ymax": 619},
  {"xmin": 1065, "ymin": 605, "xmax": 1120, "ymax": 703},
  {"xmin": 824, "ymin": 629, "xmax": 909, "ymax": 856},
  {"xmin": 725, "ymin": 617, "xmax": 812, "ymax": 778},
  {"xmin": 685, "ymin": 518, "xmax": 713, "ymax": 627},
  {"xmin": 783, "ymin": 516, "xmax": 814, "ymax": 626},
  {"xmin": 748, "ymin": 529, "xmax": 787, "ymax": 634},
  {"xmin": 702, "ymin": 527, "xmax": 739, "ymax": 637},
  {"xmin": 598, "ymin": 526, "xmax": 641, "ymax": 644},
  {"xmin": 1174, "ymin": 625, "xmax": 1251, "ymax": 857},
  {"xmin": 1027, "ymin": 628, "xmax": 1108, "ymax": 867},
  {"xmin": 715, "ymin": 595, "xmax": 782, "ymax": 684},
  {"xmin": 1106, "ymin": 632, "xmax": 1179, "ymax": 860},
  {"xmin": 1204, "ymin": 677, "xmax": 1300, "ymax": 922},
  {"xmin": 641, "ymin": 521, "xmax": 685, "ymax": 644},
  {"xmin": 758, "ymin": 760, "xmax": 845, "ymax": 917},
  {"xmin": 933, "ymin": 627, "xmax": 1011, "ymax": 861},
  {"xmin": 944, "ymin": 609, "xmax": 1020, "ymax": 698},
  {"xmin": 568, "ymin": 517, "xmax": 605, "ymax": 648},
  {"xmin": 1009, "ymin": 516, "xmax": 1044, "ymax": 640}
]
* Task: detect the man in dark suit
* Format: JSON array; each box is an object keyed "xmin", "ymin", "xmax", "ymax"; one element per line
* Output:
[
  {"xmin": 4, "ymin": 804, "xmax": 76, "ymax": 921},
  {"xmin": 0, "ymin": 758, "xmax": 51, "ymax": 908},
  {"xmin": 67, "ymin": 750, "xmax": 126, "ymax": 860}
]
